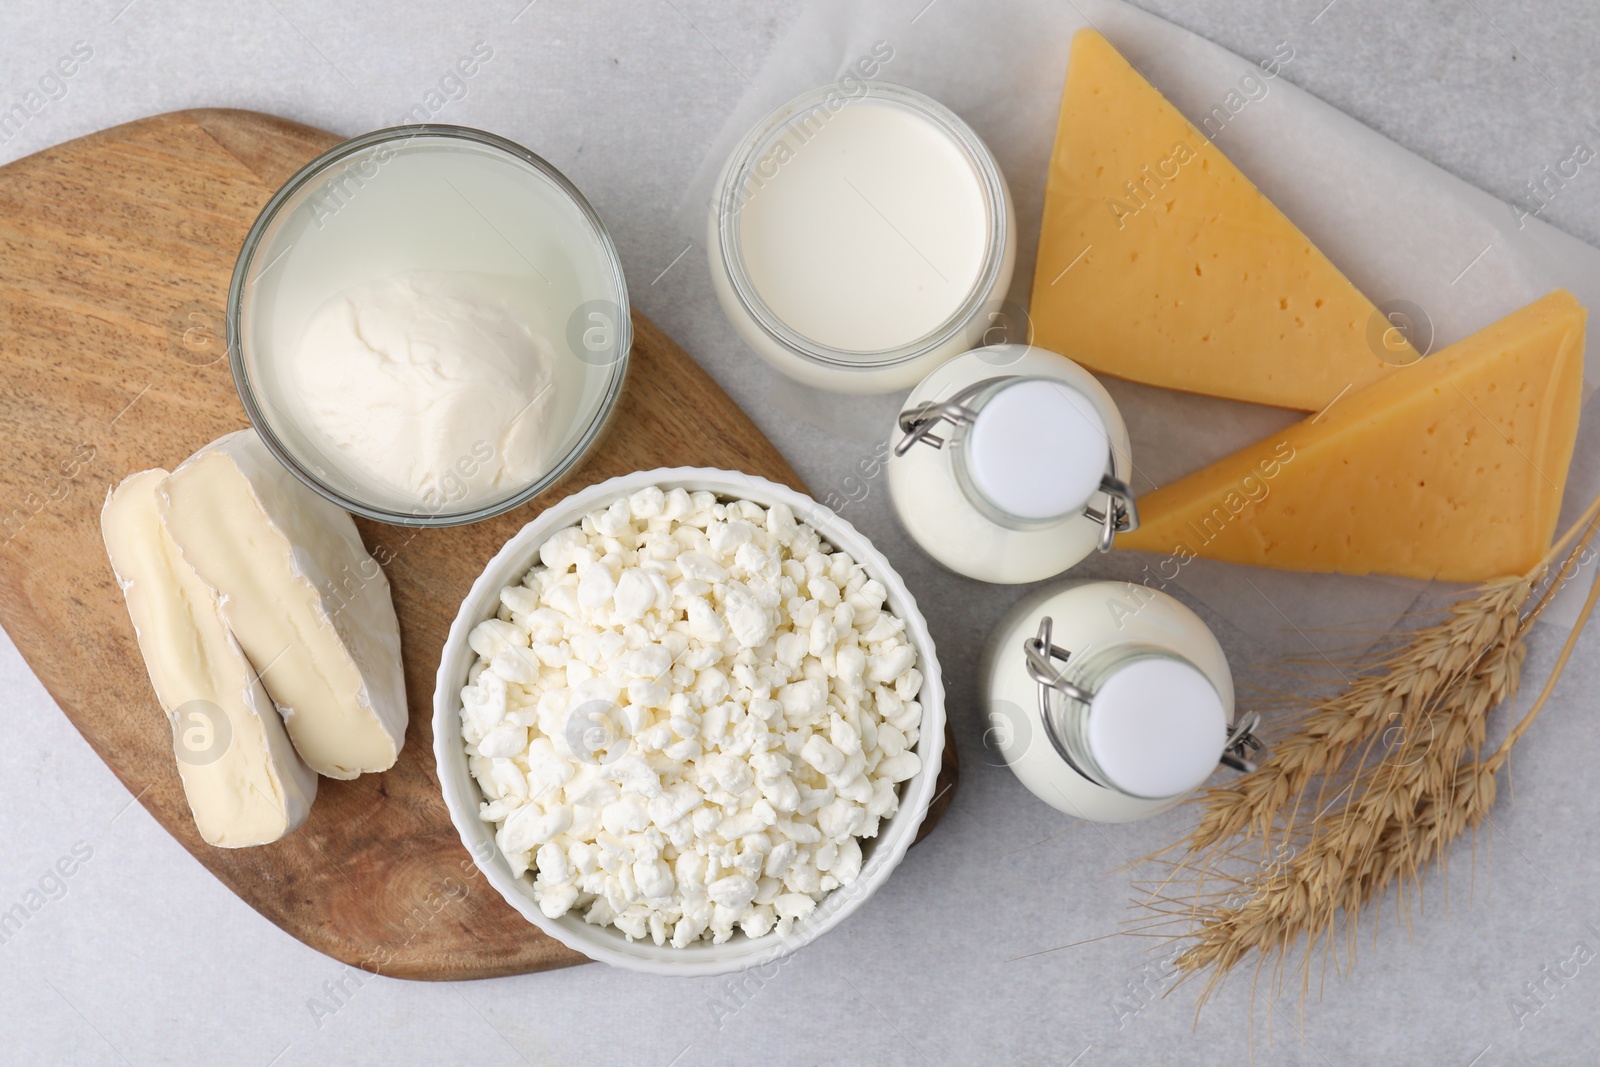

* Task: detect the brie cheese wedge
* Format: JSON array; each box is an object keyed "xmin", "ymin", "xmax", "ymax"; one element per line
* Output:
[
  {"xmin": 161, "ymin": 430, "xmax": 408, "ymax": 779},
  {"xmin": 102, "ymin": 469, "xmax": 317, "ymax": 847}
]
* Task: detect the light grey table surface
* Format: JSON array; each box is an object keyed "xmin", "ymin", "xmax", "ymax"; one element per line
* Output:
[{"xmin": 5, "ymin": 1, "xmax": 1600, "ymax": 1064}]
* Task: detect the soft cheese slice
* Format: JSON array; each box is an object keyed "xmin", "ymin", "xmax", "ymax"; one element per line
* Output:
[
  {"xmin": 102, "ymin": 469, "xmax": 317, "ymax": 847},
  {"xmin": 161, "ymin": 430, "xmax": 407, "ymax": 779},
  {"xmin": 1030, "ymin": 30, "xmax": 1412, "ymax": 410},
  {"xmin": 1119, "ymin": 290, "xmax": 1586, "ymax": 581}
]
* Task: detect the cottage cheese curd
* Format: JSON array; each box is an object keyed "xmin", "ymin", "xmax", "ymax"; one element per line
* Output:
[{"xmin": 458, "ymin": 489, "xmax": 924, "ymax": 945}]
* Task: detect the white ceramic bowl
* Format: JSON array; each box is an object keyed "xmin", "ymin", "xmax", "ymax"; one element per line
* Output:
[{"xmin": 432, "ymin": 467, "xmax": 946, "ymax": 976}]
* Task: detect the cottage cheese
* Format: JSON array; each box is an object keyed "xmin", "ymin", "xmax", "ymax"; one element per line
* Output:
[{"xmin": 458, "ymin": 488, "xmax": 924, "ymax": 945}]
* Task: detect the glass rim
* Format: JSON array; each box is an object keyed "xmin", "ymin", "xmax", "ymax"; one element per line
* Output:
[
  {"xmin": 713, "ymin": 81, "xmax": 1009, "ymax": 372},
  {"xmin": 227, "ymin": 123, "xmax": 633, "ymax": 528}
]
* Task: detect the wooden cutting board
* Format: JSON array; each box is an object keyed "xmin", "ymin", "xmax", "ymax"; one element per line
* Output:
[{"xmin": 0, "ymin": 110, "xmax": 958, "ymax": 981}]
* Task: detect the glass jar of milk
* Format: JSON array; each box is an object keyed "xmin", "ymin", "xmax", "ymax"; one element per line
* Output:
[
  {"xmin": 886, "ymin": 344, "xmax": 1137, "ymax": 584},
  {"xmin": 709, "ymin": 82, "xmax": 1015, "ymax": 394},
  {"xmin": 983, "ymin": 580, "xmax": 1261, "ymax": 823}
]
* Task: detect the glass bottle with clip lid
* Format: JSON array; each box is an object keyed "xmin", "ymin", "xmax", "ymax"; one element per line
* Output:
[
  {"xmin": 886, "ymin": 343, "xmax": 1137, "ymax": 584},
  {"xmin": 982, "ymin": 579, "xmax": 1264, "ymax": 823}
]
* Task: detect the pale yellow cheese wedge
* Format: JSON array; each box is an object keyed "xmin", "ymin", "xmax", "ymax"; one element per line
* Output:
[
  {"xmin": 1119, "ymin": 290, "xmax": 1586, "ymax": 581},
  {"xmin": 1031, "ymin": 30, "xmax": 1411, "ymax": 410},
  {"xmin": 161, "ymin": 430, "xmax": 407, "ymax": 779},
  {"xmin": 102, "ymin": 469, "xmax": 317, "ymax": 847}
]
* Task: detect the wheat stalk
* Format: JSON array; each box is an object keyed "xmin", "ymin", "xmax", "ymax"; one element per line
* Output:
[
  {"xmin": 1172, "ymin": 641, "xmax": 1522, "ymax": 1010},
  {"xmin": 1137, "ymin": 487, "xmax": 1600, "ymax": 1014},
  {"xmin": 1181, "ymin": 576, "xmax": 1527, "ymax": 855}
]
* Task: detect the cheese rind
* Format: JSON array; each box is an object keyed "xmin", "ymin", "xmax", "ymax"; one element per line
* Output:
[
  {"xmin": 101, "ymin": 469, "xmax": 316, "ymax": 847},
  {"xmin": 1030, "ymin": 30, "xmax": 1411, "ymax": 410},
  {"xmin": 160, "ymin": 430, "xmax": 407, "ymax": 778},
  {"xmin": 1119, "ymin": 290, "xmax": 1586, "ymax": 581}
]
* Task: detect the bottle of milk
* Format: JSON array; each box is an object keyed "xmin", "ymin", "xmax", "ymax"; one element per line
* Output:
[
  {"xmin": 981, "ymin": 579, "xmax": 1261, "ymax": 823},
  {"xmin": 886, "ymin": 343, "xmax": 1137, "ymax": 584}
]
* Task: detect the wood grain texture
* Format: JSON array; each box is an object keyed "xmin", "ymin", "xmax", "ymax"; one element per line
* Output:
[{"xmin": 0, "ymin": 110, "xmax": 958, "ymax": 980}]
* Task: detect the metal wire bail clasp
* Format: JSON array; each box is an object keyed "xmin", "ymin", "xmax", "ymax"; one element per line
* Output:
[
  {"xmin": 894, "ymin": 376, "xmax": 1005, "ymax": 456},
  {"xmin": 1086, "ymin": 466, "xmax": 1138, "ymax": 553},
  {"xmin": 1220, "ymin": 711, "xmax": 1264, "ymax": 774},
  {"xmin": 1023, "ymin": 616, "xmax": 1094, "ymax": 706},
  {"xmin": 895, "ymin": 376, "xmax": 1140, "ymax": 552},
  {"xmin": 1023, "ymin": 616, "xmax": 1098, "ymax": 776}
]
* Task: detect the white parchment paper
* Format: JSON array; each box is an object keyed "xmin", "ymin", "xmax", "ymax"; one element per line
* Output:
[{"xmin": 676, "ymin": 0, "xmax": 1600, "ymax": 646}]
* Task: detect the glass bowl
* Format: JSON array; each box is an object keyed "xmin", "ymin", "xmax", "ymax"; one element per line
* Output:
[{"xmin": 228, "ymin": 125, "xmax": 631, "ymax": 527}]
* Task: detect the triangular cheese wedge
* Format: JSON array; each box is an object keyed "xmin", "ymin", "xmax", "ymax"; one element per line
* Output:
[
  {"xmin": 1030, "ymin": 30, "xmax": 1411, "ymax": 410},
  {"xmin": 1119, "ymin": 290, "xmax": 1586, "ymax": 581}
]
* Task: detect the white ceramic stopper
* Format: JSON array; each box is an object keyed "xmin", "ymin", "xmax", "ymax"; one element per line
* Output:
[
  {"xmin": 1085, "ymin": 657, "xmax": 1227, "ymax": 799},
  {"xmin": 965, "ymin": 379, "xmax": 1108, "ymax": 521}
]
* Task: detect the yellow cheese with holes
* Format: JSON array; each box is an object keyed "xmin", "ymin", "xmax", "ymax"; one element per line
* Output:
[
  {"xmin": 1031, "ymin": 30, "xmax": 1412, "ymax": 410},
  {"xmin": 1119, "ymin": 291, "xmax": 1586, "ymax": 581}
]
